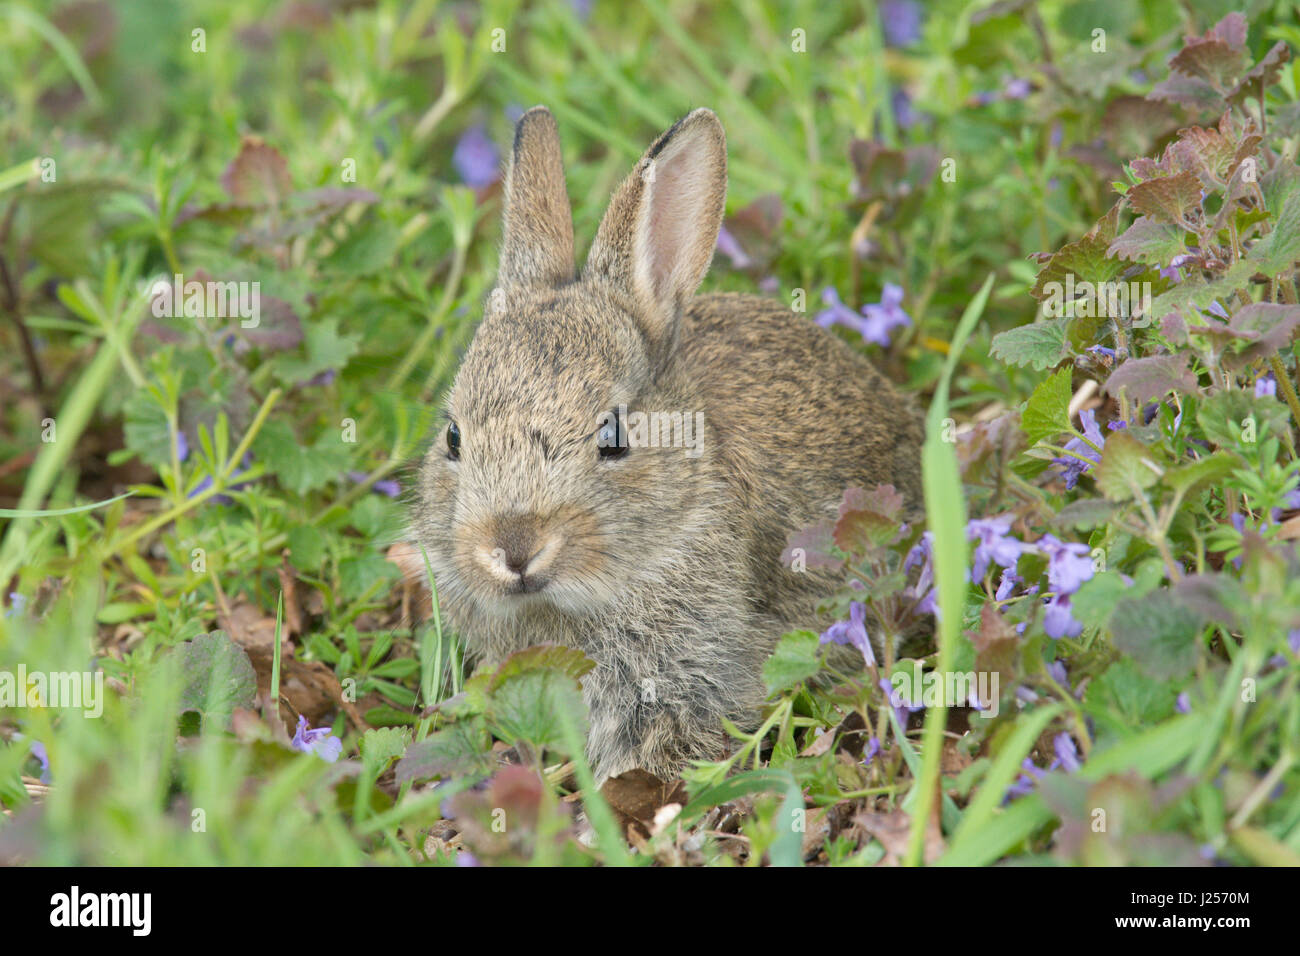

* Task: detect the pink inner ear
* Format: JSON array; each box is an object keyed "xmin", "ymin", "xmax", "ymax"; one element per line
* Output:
[{"xmin": 642, "ymin": 144, "xmax": 714, "ymax": 307}]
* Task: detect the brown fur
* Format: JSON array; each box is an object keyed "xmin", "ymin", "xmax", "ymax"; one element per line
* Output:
[{"xmin": 411, "ymin": 107, "xmax": 923, "ymax": 780}]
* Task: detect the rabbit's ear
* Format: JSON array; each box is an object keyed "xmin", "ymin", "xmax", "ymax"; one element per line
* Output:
[
  {"xmin": 586, "ymin": 109, "xmax": 726, "ymax": 360},
  {"xmin": 498, "ymin": 106, "xmax": 575, "ymax": 291}
]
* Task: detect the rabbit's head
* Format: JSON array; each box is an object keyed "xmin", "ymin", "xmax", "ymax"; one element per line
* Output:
[{"xmin": 414, "ymin": 107, "xmax": 728, "ymax": 622}]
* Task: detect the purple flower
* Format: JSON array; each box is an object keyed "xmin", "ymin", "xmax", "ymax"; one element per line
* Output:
[
  {"xmin": 995, "ymin": 568, "xmax": 1020, "ymax": 601},
  {"xmin": 905, "ymin": 532, "xmax": 938, "ymax": 617},
  {"xmin": 967, "ymin": 515, "xmax": 1024, "ymax": 583},
  {"xmin": 175, "ymin": 430, "xmax": 189, "ymax": 463},
  {"xmin": 189, "ymin": 454, "xmax": 255, "ymax": 505},
  {"xmin": 1268, "ymin": 629, "xmax": 1300, "ymax": 668},
  {"xmin": 455, "ymin": 850, "xmax": 481, "ymax": 867},
  {"xmin": 715, "ymin": 226, "xmax": 752, "ymax": 269},
  {"xmin": 30, "ymin": 739, "xmax": 51, "ymax": 783},
  {"xmin": 347, "ymin": 470, "xmax": 400, "ymax": 498},
  {"xmin": 858, "ymin": 283, "xmax": 912, "ymax": 347},
  {"xmin": 1003, "ymin": 78, "xmax": 1032, "ymax": 100},
  {"xmin": 1176, "ymin": 692, "xmax": 1191, "ymax": 714},
  {"xmin": 1053, "ymin": 733, "xmax": 1082, "ymax": 773},
  {"xmin": 1054, "ymin": 408, "xmax": 1105, "ymax": 490},
  {"xmin": 1043, "ymin": 594, "xmax": 1082, "ymax": 639},
  {"xmin": 863, "ymin": 736, "xmax": 882, "ymax": 763},
  {"xmin": 4, "ymin": 592, "xmax": 26, "ymax": 618},
  {"xmin": 291, "ymin": 715, "xmax": 342, "ymax": 762},
  {"xmin": 891, "ymin": 88, "xmax": 916, "ymax": 130},
  {"xmin": 879, "ymin": 676, "xmax": 924, "ymax": 729},
  {"xmin": 815, "ymin": 285, "xmax": 912, "ymax": 347},
  {"xmin": 1046, "ymin": 660, "xmax": 1071, "ymax": 692},
  {"xmin": 1037, "ymin": 534, "xmax": 1095, "ymax": 595},
  {"xmin": 569, "ymin": 0, "xmax": 593, "ymax": 22},
  {"xmin": 879, "ymin": 0, "xmax": 921, "ymax": 47},
  {"xmin": 1256, "ymin": 374, "xmax": 1277, "ymax": 399},
  {"xmin": 1207, "ymin": 300, "xmax": 1229, "ymax": 320},
  {"xmin": 453, "ymin": 125, "xmax": 500, "ymax": 189},
  {"xmin": 815, "ymin": 286, "xmax": 860, "ymax": 330},
  {"xmin": 819, "ymin": 600, "xmax": 876, "ymax": 667}
]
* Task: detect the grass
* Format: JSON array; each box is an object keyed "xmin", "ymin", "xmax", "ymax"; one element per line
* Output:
[{"xmin": 1, "ymin": 0, "xmax": 1300, "ymax": 867}]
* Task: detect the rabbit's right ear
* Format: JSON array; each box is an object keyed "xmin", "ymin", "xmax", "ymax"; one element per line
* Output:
[
  {"xmin": 497, "ymin": 106, "xmax": 575, "ymax": 292},
  {"xmin": 585, "ymin": 109, "xmax": 727, "ymax": 367}
]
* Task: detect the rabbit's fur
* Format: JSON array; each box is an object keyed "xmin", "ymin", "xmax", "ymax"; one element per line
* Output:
[{"xmin": 412, "ymin": 107, "xmax": 923, "ymax": 780}]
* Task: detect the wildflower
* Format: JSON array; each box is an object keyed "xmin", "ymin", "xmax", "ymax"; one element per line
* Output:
[
  {"xmin": 452, "ymin": 125, "xmax": 500, "ymax": 189},
  {"xmin": 1207, "ymin": 300, "xmax": 1229, "ymax": 319},
  {"xmin": 968, "ymin": 515, "xmax": 1024, "ymax": 583},
  {"xmin": 1043, "ymin": 594, "xmax": 1082, "ymax": 639},
  {"xmin": 1256, "ymin": 374, "xmax": 1277, "ymax": 399},
  {"xmin": 904, "ymin": 532, "xmax": 938, "ymax": 616},
  {"xmin": 1054, "ymin": 409, "xmax": 1105, "ymax": 490},
  {"xmin": 347, "ymin": 470, "xmax": 400, "ymax": 498},
  {"xmin": 1054, "ymin": 733, "xmax": 1082, "ymax": 772},
  {"xmin": 1037, "ymin": 535, "xmax": 1095, "ymax": 595},
  {"xmin": 879, "ymin": 0, "xmax": 921, "ymax": 47},
  {"xmin": 815, "ymin": 285, "xmax": 912, "ymax": 347},
  {"xmin": 1176, "ymin": 692, "xmax": 1191, "ymax": 714},
  {"xmin": 291, "ymin": 715, "xmax": 342, "ymax": 762},
  {"xmin": 879, "ymin": 677, "xmax": 924, "ymax": 729},
  {"xmin": 175, "ymin": 430, "xmax": 189, "ymax": 463},
  {"xmin": 819, "ymin": 600, "xmax": 876, "ymax": 667},
  {"xmin": 715, "ymin": 226, "xmax": 752, "ymax": 269},
  {"xmin": 995, "ymin": 568, "xmax": 1020, "ymax": 601},
  {"xmin": 858, "ymin": 283, "xmax": 912, "ymax": 346},
  {"xmin": 864, "ymin": 736, "xmax": 882, "ymax": 763},
  {"xmin": 4, "ymin": 592, "xmax": 26, "ymax": 618}
]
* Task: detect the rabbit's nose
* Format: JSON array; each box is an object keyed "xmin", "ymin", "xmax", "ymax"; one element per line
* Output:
[{"xmin": 494, "ymin": 517, "xmax": 539, "ymax": 575}]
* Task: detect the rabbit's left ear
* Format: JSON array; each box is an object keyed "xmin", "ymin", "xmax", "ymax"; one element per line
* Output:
[
  {"xmin": 586, "ymin": 109, "xmax": 727, "ymax": 361},
  {"xmin": 498, "ymin": 106, "xmax": 576, "ymax": 291}
]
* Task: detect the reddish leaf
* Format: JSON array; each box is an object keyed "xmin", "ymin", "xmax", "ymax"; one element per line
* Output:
[
  {"xmin": 1103, "ymin": 353, "xmax": 1199, "ymax": 403},
  {"xmin": 221, "ymin": 137, "xmax": 293, "ymax": 205}
]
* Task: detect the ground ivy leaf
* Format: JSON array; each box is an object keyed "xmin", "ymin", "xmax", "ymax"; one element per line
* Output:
[
  {"xmin": 1107, "ymin": 215, "xmax": 1188, "ymax": 264},
  {"xmin": 1109, "ymin": 591, "xmax": 1205, "ymax": 679},
  {"xmin": 1083, "ymin": 658, "xmax": 1178, "ymax": 738},
  {"xmin": 272, "ymin": 317, "xmax": 360, "ymax": 385},
  {"xmin": 1102, "ymin": 353, "xmax": 1198, "ymax": 403},
  {"xmin": 1021, "ymin": 367, "xmax": 1075, "ymax": 447},
  {"xmin": 763, "ymin": 630, "xmax": 822, "ymax": 695},
  {"xmin": 1095, "ymin": 431, "xmax": 1163, "ymax": 501},
  {"xmin": 174, "ymin": 631, "xmax": 258, "ymax": 730},
  {"xmin": 1030, "ymin": 205, "xmax": 1124, "ymax": 300},
  {"xmin": 990, "ymin": 317, "xmax": 1071, "ymax": 369},
  {"xmin": 1125, "ymin": 170, "xmax": 1202, "ymax": 226}
]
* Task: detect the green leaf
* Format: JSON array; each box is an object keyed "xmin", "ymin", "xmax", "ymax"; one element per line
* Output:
[
  {"xmin": 1021, "ymin": 367, "xmax": 1075, "ymax": 447},
  {"xmin": 1030, "ymin": 205, "xmax": 1124, "ymax": 300},
  {"xmin": 1163, "ymin": 452, "xmax": 1240, "ymax": 497},
  {"xmin": 487, "ymin": 644, "xmax": 597, "ymax": 689},
  {"xmin": 322, "ymin": 219, "xmax": 399, "ymax": 276},
  {"xmin": 339, "ymin": 552, "xmax": 401, "ymax": 601},
  {"xmin": 1052, "ymin": 498, "xmax": 1118, "ymax": 530},
  {"xmin": 1078, "ymin": 713, "xmax": 1205, "ymax": 780},
  {"xmin": 272, "ymin": 317, "xmax": 360, "ymax": 385},
  {"xmin": 122, "ymin": 391, "xmax": 173, "ymax": 468},
  {"xmin": 762, "ymin": 630, "xmax": 823, "ymax": 695},
  {"xmin": 1196, "ymin": 389, "xmax": 1288, "ymax": 447},
  {"xmin": 1102, "ymin": 353, "xmax": 1198, "ymax": 403},
  {"xmin": 486, "ymin": 667, "xmax": 588, "ymax": 758},
  {"xmin": 1071, "ymin": 564, "xmax": 1161, "ymax": 631},
  {"xmin": 1083, "ymin": 658, "xmax": 1178, "ymax": 737},
  {"xmin": 251, "ymin": 419, "xmax": 351, "ymax": 496},
  {"xmin": 1094, "ymin": 431, "xmax": 1163, "ymax": 501},
  {"xmin": 172, "ymin": 631, "xmax": 258, "ymax": 730},
  {"xmin": 394, "ymin": 716, "xmax": 493, "ymax": 782},
  {"xmin": 989, "ymin": 317, "xmax": 1071, "ymax": 370},
  {"xmin": 943, "ymin": 703, "xmax": 1064, "ymax": 862},
  {"xmin": 1110, "ymin": 591, "xmax": 1205, "ymax": 679},
  {"xmin": 1107, "ymin": 215, "xmax": 1189, "ymax": 265},
  {"xmin": 359, "ymin": 727, "xmax": 411, "ymax": 776},
  {"xmin": 287, "ymin": 525, "xmax": 326, "ymax": 568}
]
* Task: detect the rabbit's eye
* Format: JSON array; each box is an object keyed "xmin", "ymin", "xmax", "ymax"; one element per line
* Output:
[
  {"xmin": 597, "ymin": 410, "xmax": 626, "ymax": 460},
  {"xmin": 446, "ymin": 421, "xmax": 461, "ymax": 460}
]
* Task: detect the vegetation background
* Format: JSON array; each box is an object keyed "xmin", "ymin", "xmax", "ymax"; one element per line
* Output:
[{"xmin": 1, "ymin": 0, "xmax": 1299, "ymax": 866}]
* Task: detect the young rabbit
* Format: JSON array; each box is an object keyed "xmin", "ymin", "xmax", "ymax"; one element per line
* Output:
[{"xmin": 412, "ymin": 106, "xmax": 923, "ymax": 780}]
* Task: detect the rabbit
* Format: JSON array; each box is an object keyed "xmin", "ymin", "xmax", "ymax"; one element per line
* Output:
[{"xmin": 411, "ymin": 106, "xmax": 924, "ymax": 781}]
